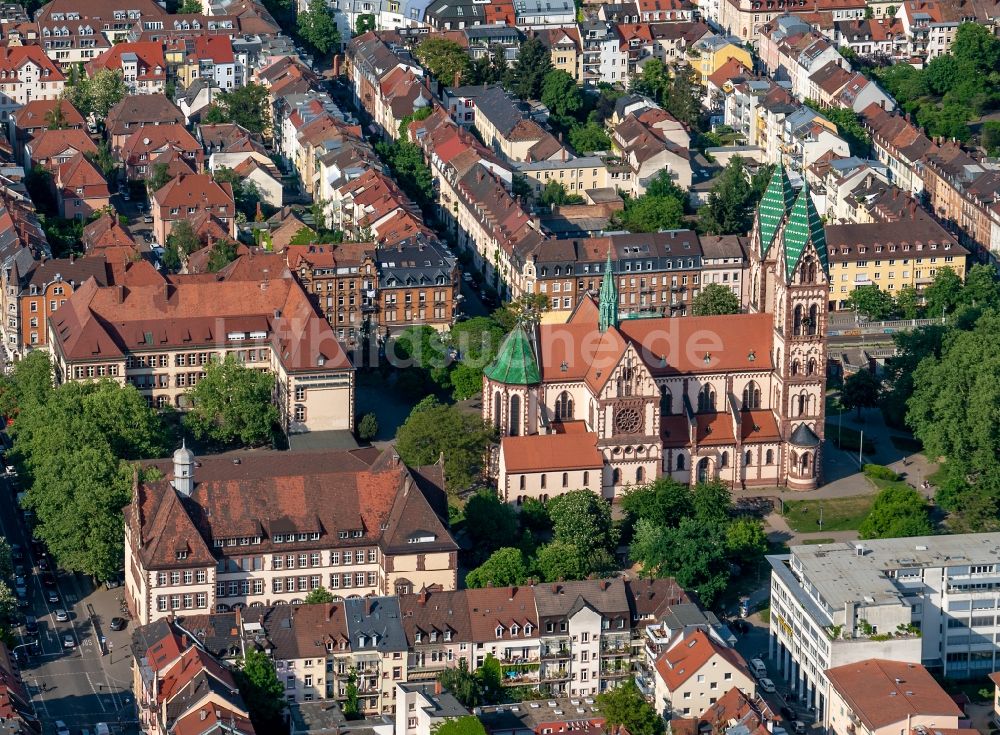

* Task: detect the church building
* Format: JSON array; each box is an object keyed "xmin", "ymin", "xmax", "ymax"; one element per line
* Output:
[{"xmin": 482, "ymin": 166, "xmax": 829, "ymax": 501}]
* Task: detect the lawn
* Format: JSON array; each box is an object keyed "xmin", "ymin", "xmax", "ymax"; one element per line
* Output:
[
  {"xmin": 825, "ymin": 421, "xmax": 876, "ymax": 454},
  {"xmin": 782, "ymin": 495, "xmax": 874, "ymax": 533}
]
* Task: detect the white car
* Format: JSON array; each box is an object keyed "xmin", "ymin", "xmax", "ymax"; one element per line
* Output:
[
  {"xmin": 62, "ymin": 634, "xmax": 76, "ymax": 649},
  {"xmin": 759, "ymin": 677, "xmax": 776, "ymax": 693},
  {"xmin": 55, "ymin": 721, "xmax": 70, "ymax": 735},
  {"xmin": 54, "ymin": 608, "xmax": 68, "ymax": 622}
]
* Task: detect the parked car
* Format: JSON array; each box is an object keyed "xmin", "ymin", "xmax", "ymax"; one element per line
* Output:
[
  {"xmin": 793, "ymin": 721, "xmax": 807, "ymax": 734},
  {"xmin": 109, "ymin": 617, "xmax": 128, "ymax": 631},
  {"xmin": 47, "ymin": 589, "xmax": 59, "ymax": 604},
  {"xmin": 55, "ymin": 720, "xmax": 69, "ymax": 735},
  {"xmin": 40, "ymin": 572, "xmax": 55, "ymax": 587},
  {"xmin": 62, "ymin": 633, "xmax": 75, "ymax": 649},
  {"xmin": 759, "ymin": 678, "xmax": 776, "ymax": 693},
  {"xmin": 9, "ymin": 544, "xmax": 23, "ymax": 562},
  {"xmin": 749, "ymin": 658, "xmax": 767, "ymax": 678},
  {"xmin": 14, "ymin": 580, "xmax": 26, "ymax": 598},
  {"xmin": 23, "ymin": 615, "xmax": 37, "ymax": 635},
  {"xmin": 37, "ymin": 557, "xmax": 49, "ymax": 571},
  {"xmin": 54, "ymin": 609, "xmax": 68, "ymax": 622}
]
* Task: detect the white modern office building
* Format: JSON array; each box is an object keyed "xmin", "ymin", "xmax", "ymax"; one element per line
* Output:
[{"xmin": 767, "ymin": 533, "xmax": 1000, "ymax": 720}]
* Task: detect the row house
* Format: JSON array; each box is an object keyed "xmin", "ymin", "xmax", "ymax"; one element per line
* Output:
[
  {"xmin": 54, "ymin": 153, "xmax": 110, "ymax": 220},
  {"xmin": 920, "ymin": 143, "xmax": 1000, "ymax": 260},
  {"xmin": 377, "ymin": 235, "xmax": 459, "ymax": 335},
  {"xmin": 832, "ymin": 18, "xmax": 908, "ymax": 62},
  {"xmin": 35, "ymin": 0, "xmax": 168, "ymax": 46},
  {"xmin": 701, "ymin": 235, "xmax": 748, "ymax": 304},
  {"xmin": 579, "ymin": 21, "xmax": 629, "ymax": 86},
  {"xmin": 0, "ymin": 183, "xmax": 51, "ymax": 358},
  {"xmin": 174, "ymin": 35, "xmax": 240, "ymax": 92},
  {"xmin": 331, "ymin": 167, "xmax": 423, "ymax": 242},
  {"xmin": 705, "ymin": 59, "xmax": 754, "ymax": 125},
  {"xmin": 514, "ymin": 156, "xmax": 613, "ymax": 198},
  {"xmin": 346, "ymin": 32, "xmax": 424, "ymax": 139},
  {"xmin": 34, "ymin": 20, "xmax": 112, "ymax": 66},
  {"xmin": 808, "ymin": 64, "xmax": 894, "ymax": 115},
  {"xmin": 535, "ymin": 27, "xmax": 584, "ymax": 81},
  {"xmin": 49, "ymin": 256, "xmax": 356, "ymax": 433},
  {"xmin": 119, "ymin": 123, "xmax": 203, "ymax": 181},
  {"xmin": 375, "ymin": 65, "xmax": 434, "ymax": 141},
  {"xmin": 124, "ymin": 446, "xmax": 456, "ymax": 626},
  {"xmin": 82, "ymin": 211, "xmax": 139, "ymax": 254},
  {"xmin": 896, "ymin": 0, "xmax": 1000, "ymax": 61},
  {"xmin": 8, "ymin": 98, "xmax": 85, "ymax": 166},
  {"xmin": 758, "ymin": 17, "xmax": 848, "ymax": 102},
  {"xmin": 780, "ymin": 106, "xmax": 850, "ymax": 175},
  {"xmin": 610, "ymin": 104, "xmax": 693, "ymax": 195},
  {"xmin": 690, "ymin": 33, "xmax": 753, "ymax": 90},
  {"xmin": 0, "ymin": 46, "xmax": 66, "ymax": 123},
  {"xmin": 636, "ymin": 0, "xmax": 696, "ymax": 21},
  {"xmin": 85, "ymin": 40, "xmax": 166, "ymax": 95},
  {"xmin": 859, "ymin": 102, "xmax": 932, "ymax": 195},
  {"xmin": 807, "ymin": 154, "xmax": 890, "ymax": 220},
  {"xmin": 718, "ymin": 0, "xmax": 864, "ymax": 43},
  {"xmin": 151, "ymin": 173, "xmax": 235, "ymax": 245},
  {"xmin": 131, "ymin": 619, "xmax": 255, "ymax": 735}
]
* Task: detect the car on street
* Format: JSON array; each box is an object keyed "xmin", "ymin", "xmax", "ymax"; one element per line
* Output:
[
  {"xmin": 10, "ymin": 544, "xmax": 23, "ymax": 563},
  {"xmin": 462, "ymin": 273, "xmax": 473, "ymax": 283},
  {"xmin": 62, "ymin": 634, "xmax": 75, "ymax": 648},
  {"xmin": 793, "ymin": 721, "xmax": 806, "ymax": 734},
  {"xmin": 37, "ymin": 557, "xmax": 49, "ymax": 571},
  {"xmin": 14, "ymin": 580, "xmax": 26, "ymax": 598},
  {"xmin": 54, "ymin": 609, "xmax": 68, "ymax": 622},
  {"xmin": 40, "ymin": 572, "xmax": 55, "ymax": 587},
  {"xmin": 47, "ymin": 589, "xmax": 59, "ymax": 604},
  {"xmin": 759, "ymin": 678, "xmax": 776, "ymax": 693},
  {"xmin": 23, "ymin": 615, "xmax": 37, "ymax": 634},
  {"xmin": 109, "ymin": 617, "xmax": 127, "ymax": 631},
  {"xmin": 54, "ymin": 720, "xmax": 69, "ymax": 735}
]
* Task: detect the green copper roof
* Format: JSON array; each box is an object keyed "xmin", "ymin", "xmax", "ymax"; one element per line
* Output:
[
  {"xmin": 598, "ymin": 248, "xmax": 618, "ymax": 333},
  {"xmin": 756, "ymin": 165, "xmax": 795, "ymax": 258},
  {"xmin": 484, "ymin": 323, "xmax": 541, "ymax": 385},
  {"xmin": 783, "ymin": 184, "xmax": 828, "ymax": 280}
]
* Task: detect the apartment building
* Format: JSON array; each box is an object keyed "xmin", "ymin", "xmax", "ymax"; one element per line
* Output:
[
  {"xmin": 16, "ymin": 254, "xmax": 110, "ymax": 352},
  {"xmin": 378, "ymin": 237, "xmax": 460, "ymax": 336},
  {"xmin": 825, "ymin": 659, "xmax": 964, "ymax": 735},
  {"xmin": 700, "ymin": 235, "xmax": 748, "ymax": 304},
  {"xmin": 8, "ymin": 99, "xmax": 85, "ymax": 164},
  {"xmin": 610, "ymin": 105, "xmax": 693, "ymax": 195},
  {"xmin": 151, "ymin": 173, "xmax": 236, "ymax": 244},
  {"xmin": 652, "ymin": 630, "xmax": 755, "ymax": 718},
  {"xmin": 396, "ymin": 683, "xmax": 470, "ymax": 735},
  {"xmin": 514, "ymin": 157, "xmax": 612, "ymax": 198},
  {"xmin": 48, "ymin": 260, "xmax": 355, "ymax": 433},
  {"xmin": 86, "ymin": 41, "xmax": 166, "ymax": 95},
  {"xmin": 54, "ymin": 153, "xmax": 110, "ymax": 221},
  {"xmin": 105, "ymin": 94, "xmax": 185, "ymax": 151},
  {"xmin": 0, "ymin": 46, "xmax": 66, "ymax": 123},
  {"xmin": 825, "ymin": 212, "xmax": 967, "ymax": 309},
  {"xmin": 119, "ymin": 123, "xmax": 202, "ymax": 181},
  {"xmin": 767, "ymin": 534, "xmax": 1000, "ymax": 723},
  {"xmin": 24, "ymin": 128, "xmax": 97, "ymax": 173},
  {"xmin": 859, "ymin": 103, "xmax": 932, "ymax": 196},
  {"xmin": 124, "ymin": 446, "xmax": 458, "ymax": 626}
]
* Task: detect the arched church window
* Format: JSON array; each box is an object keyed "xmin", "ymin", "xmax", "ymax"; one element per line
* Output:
[
  {"xmin": 555, "ymin": 391, "xmax": 574, "ymax": 421},
  {"xmin": 742, "ymin": 381, "xmax": 761, "ymax": 410},
  {"xmin": 698, "ymin": 384, "xmax": 716, "ymax": 413},
  {"xmin": 793, "ymin": 305, "xmax": 803, "ymax": 336},
  {"xmin": 745, "ymin": 450, "xmax": 753, "ymax": 466},
  {"xmin": 676, "ymin": 454, "xmax": 685, "ymax": 471},
  {"xmin": 493, "ymin": 391, "xmax": 502, "ymax": 430},
  {"xmin": 807, "ymin": 304, "xmax": 818, "ymax": 336},
  {"xmin": 509, "ymin": 394, "xmax": 520, "ymax": 436},
  {"xmin": 660, "ymin": 385, "xmax": 672, "ymax": 416}
]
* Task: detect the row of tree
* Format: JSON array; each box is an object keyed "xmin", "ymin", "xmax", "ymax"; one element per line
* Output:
[{"xmin": 844, "ymin": 264, "xmax": 985, "ymax": 321}]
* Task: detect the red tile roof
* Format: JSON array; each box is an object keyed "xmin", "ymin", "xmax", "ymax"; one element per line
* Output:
[
  {"xmin": 28, "ymin": 128, "xmax": 97, "ymax": 162},
  {"xmin": 501, "ymin": 431, "xmax": 604, "ymax": 473},
  {"xmin": 153, "ymin": 173, "xmax": 234, "ymax": 209},
  {"xmin": 655, "ymin": 630, "xmax": 749, "ymax": 691},
  {"xmin": 87, "ymin": 41, "xmax": 166, "ymax": 82}
]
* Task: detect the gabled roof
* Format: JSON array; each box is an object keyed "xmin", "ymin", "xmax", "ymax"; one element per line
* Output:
[
  {"xmin": 484, "ymin": 323, "xmax": 541, "ymax": 385},
  {"xmin": 501, "ymin": 430, "xmax": 603, "ymax": 473},
  {"xmin": 13, "ymin": 99, "xmax": 84, "ymax": 130},
  {"xmin": 655, "ymin": 630, "xmax": 749, "ymax": 691},
  {"xmin": 28, "ymin": 128, "xmax": 96, "ymax": 162}
]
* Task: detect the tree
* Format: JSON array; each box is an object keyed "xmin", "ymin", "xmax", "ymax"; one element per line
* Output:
[
  {"xmin": 631, "ymin": 516, "xmax": 730, "ymax": 606},
  {"xmin": 355, "ymin": 13, "xmax": 376, "ymax": 34},
  {"xmin": 698, "ymin": 157, "xmax": 756, "ymax": 235},
  {"xmin": 162, "ymin": 220, "xmax": 201, "ymax": 272},
  {"xmin": 477, "ymin": 653, "xmax": 503, "ymax": 699},
  {"xmin": 724, "ymin": 518, "xmax": 768, "ymax": 563},
  {"xmin": 463, "ymin": 490, "xmax": 520, "ymax": 559},
  {"xmin": 540, "ymin": 180, "xmax": 584, "ymax": 207},
  {"xmin": 297, "ymin": 0, "xmax": 342, "ymax": 56},
  {"xmin": 85, "ymin": 141, "xmax": 118, "ymax": 182},
  {"xmin": 612, "ymin": 193, "xmax": 684, "ymax": 233},
  {"xmin": 692, "ymin": 480, "xmax": 731, "ymax": 525},
  {"xmin": 0, "ymin": 538, "xmax": 11, "ymax": 582},
  {"xmin": 206, "ymin": 238, "xmax": 239, "ymax": 272},
  {"xmin": 959, "ymin": 263, "xmax": 1000, "ymax": 310},
  {"xmin": 389, "ymin": 325, "xmax": 452, "ymax": 391},
  {"xmin": 304, "ymin": 587, "xmax": 335, "ymax": 604},
  {"xmin": 44, "ymin": 102, "xmax": 67, "ymax": 130},
  {"xmin": 394, "ymin": 398, "xmax": 494, "ymax": 493},
  {"xmin": 344, "ymin": 668, "xmax": 361, "ymax": 719},
  {"xmin": 631, "ymin": 59, "xmax": 670, "ymax": 104},
  {"xmin": 449, "ymin": 316, "xmax": 506, "ymax": 400},
  {"xmin": 213, "ymin": 166, "xmax": 263, "ymax": 219},
  {"xmin": 465, "ymin": 547, "xmax": 530, "ymax": 588},
  {"xmin": 547, "ymin": 489, "xmax": 617, "ymax": 556},
  {"xmin": 664, "ymin": 63, "xmax": 702, "ymax": 130},
  {"xmin": 982, "ymin": 121, "xmax": 1000, "ymax": 155},
  {"xmin": 183, "ymin": 355, "xmax": 279, "ymax": 446},
  {"xmin": 858, "ymin": 484, "xmax": 933, "ymax": 539},
  {"xmin": 65, "ymin": 68, "xmax": 127, "ymax": 120},
  {"xmin": 14, "ymin": 380, "xmax": 167, "ymax": 580},
  {"xmin": 882, "ymin": 323, "xmax": 948, "ymax": 428},
  {"xmin": 804, "ymin": 102, "xmax": 871, "ymax": 158},
  {"xmin": 434, "ymin": 717, "xmax": 488, "ymax": 735},
  {"xmin": 506, "ymin": 38, "xmax": 551, "ymax": 101},
  {"xmin": 0, "ymin": 350, "xmax": 54, "ymax": 420},
  {"xmin": 437, "ymin": 660, "xmax": 482, "ymax": 708},
  {"xmin": 541, "ymin": 69, "xmax": 583, "ymax": 126},
  {"xmin": 691, "ymin": 284, "xmax": 741, "ymax": 316},
  {"xmin": 840, "ymin": 370, "xmax": 881, "ymax": 419},
  {"xmin": 568, "ymin": 121, "xmax": 611, "ymax": 154},
  {"xmin": 534, "ymin": 539, "xmax": 591, "ymax": 582},
  {"xmin": 202, "ymin": 83, "xmax": 270, "ymax": 136},
  {"xmin": 846, "ymin": 284, "xmax": 896, "ymax": 320},
  {"xmin": 596, "ymin": 680, "xmax": 665, "ymax": 735},
  {"xmin": 415, "ymin": 38, "xmax": 470, "ymax": 86},
  {"xmin": 177, "ymin": 0, "xmax": 202, "ymax": 11},
  {"xmin": 357, "ymin": 412, "xmax": 379, "ymax": 441},
  {"xmin": 238, "ymin": 649, "xmax": 286, "ymax": 729},
  {"xmin": 621, "ymin": 477, "xmax": 693, "ymax": 529},
  {"xmin": 895, "ymin": 285, "xmax": 922, "ymax": 320},
  {"xmin": 463, "ymin": 44, "xmax": 507, "ymax": 86},
  {"xmin": 376, "ymin": 140, "xmax": 435, "ymax": 209}
]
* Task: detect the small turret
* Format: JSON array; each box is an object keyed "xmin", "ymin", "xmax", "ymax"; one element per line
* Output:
[
  {"xmin": 598, "ymin": 247, "xmax": 618, "ymax": 333},
  {"xmin": 171, "ymin": 440, "xmax": 195, "ymax": 497}
]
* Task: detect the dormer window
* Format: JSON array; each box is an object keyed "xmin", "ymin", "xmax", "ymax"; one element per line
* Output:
[
  {"xmin": 511, "ymin": 624, "xmax": 519, "ymax": 636},
  {"xmin": 524, "ymin": 623, "xmax": 533, "ymax": 636},
  {"xmin": 415, "ymin": 631, "xmax": 422, "ymax": 643},
  {"xmin": 430, "ymin": 630, "xmax": 438, "ymax": 642},
  {"xmin": 358, "ymin": 635, "xmax": 366, "ymax": 647},
  {"xmin": 444, "ymin": 630, "xmax": 452, "ymax": 642},
  {"xmin": 176, "ymin": 550, "xmax": 188, "ymax": 560},
  {"xmin": 495, "ymin": 625, "xmax": 503, "ymax": 639}
]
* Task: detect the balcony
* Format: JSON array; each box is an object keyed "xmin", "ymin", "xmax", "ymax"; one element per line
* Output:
[
  {"xmin": 541, "ymin": 668, "xmax": 571, "ymax": 682},
  {"xmin": 541, "ymin": 648, "xmax": 570, "ymax": 660}
]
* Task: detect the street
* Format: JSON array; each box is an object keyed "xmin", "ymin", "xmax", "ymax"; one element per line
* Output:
[{"xmin": 0, "ymin": 454, "xmax": 137, "ymax": 734}]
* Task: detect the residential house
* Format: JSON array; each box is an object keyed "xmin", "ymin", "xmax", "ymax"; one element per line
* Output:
[
  {"xmin": 396, "ymin": 683, "xmax": 471, "ymax": 735},
  {"xmin": 344, "ymin": 597, "xmax": 410, "ymax": 715},
  {"xmin": 513, "ymin": 0, "xmax": 576, "ymax": 28},
  {"xmin": 54, "ymin": 153, "xmax": 110, "ymax": 220},
  {"xmin": 653, "ymin": 630, "xmax": 755, "ymax": 718},
  {"xmin": 690, "ymin": 33, "xmax": 753, "ymax": 89},
  {"xmin": 231, "ymin": 158, "xmax": 282, "ymax": 207},
  {"xmin": 610, "ymin": 105, "xmax": 692, "ymax": 194},
  {"xmin": 0, "ymin": 46, "xmax": 66, "ymax": 123},
  {"xmin": 105, "ymin": 94, "xmax": 185, "ymax": 150},
  {"xmin": 16, "ymin": 253, "xmax": 110, "ymax": 351},
  {"xmin": 82, "ymin": 211, "xmax": 138, "ymax": 254},
  {"xmin": 8, "ymin": 99, "xmax": 84, "ymax": 165},
  {"xmin": 700, "ymin": 235, "xmax": 747, "ymax": 304},
  {"xmin": 833, "ymin": 18, "xmax": 908, "ymax": 62},
  {"xmin": 535, "ymin": 27, "xmax": 583, "ymax": 82},
  {"xmin": 859, "ymin": 102, "xmax": 932, "ymax": 195},
  {"xmin": 377, "ymin": 235, "xmax": 459, "ymax": 335},
  {"xmin": 449, "ymin": 84, "xmax": 565, "ymax": 163},
  {"xmin": 23, "ymin": 128, "xmax": 96, "ymax": 173},
  {"xmin": 119, "ymin": 123, "xmax": 202, "ymax": 181},
  {"xmin": 86, "ymin": 41, "xmax": 166, "ymax": 95},
  {"xmin": 719, "ymin": 0, "xmax": 865, "ymax": 43},
  {"xmin": 150, "ymin": 173, "xmax": 235, "ymax": 244}
]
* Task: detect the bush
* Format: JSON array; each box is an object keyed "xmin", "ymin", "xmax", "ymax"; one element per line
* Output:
[
  {"xmin": 357, "ymin": 412, "xmax": 378, "ymax": 442},
  {"xmin": 863, "ymin": 464, "xmax": 900, "ymax": 482}
]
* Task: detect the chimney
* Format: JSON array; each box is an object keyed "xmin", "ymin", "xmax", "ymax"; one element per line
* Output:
[
  {"xmin": 366, "ymin": 597, "xmax": 374, "ymax": 615},
  {"xmin": 70, "ymin": 253, "xmax": 75, "ymax": 264},
  {"xmin": 552, "ymin": 584, "xmax": 559, "ymax": 593},
  {"xmin": 434, "ymin": 679, "xmax": 443, "ymax": 696}
]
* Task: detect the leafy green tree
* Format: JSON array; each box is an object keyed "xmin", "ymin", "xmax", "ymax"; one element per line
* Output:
[
  {"xmin": 15, "ymin": 380, "xmax": 166, "ymax": 580},
  {"xmin": 85, "ymin": 141, "xmax": 118, "ymax": 181},
  {"xmin": 449, "ymin": 316, "xmax": 506, "ymax": 400},
  {"xmin": 463, "ymin": 490, "xmax": 519, "ymax": 559},
  {"xmin": 691, "ymin": 283, "xmax": 741, "ymax": 316},
  {"xmin": 804, "ymin": 101, "xmax": 871, "ymax": 157},
  {"xmin": 357, "ymin": 412, "xmax": 378, "ymax": 441},
  {"xmin": 0, "ymin": 538, "xmax": 12, "ymax": 582},
  {"xmin": 540, "ymin": 180, "xmax": 584, "ymax": 207},
  {"xmin": 177, "ymin": 0, "xmax": 202, "ymax": 12},
  {"xmin": 375, "ymin": 140, "xmax": 435, "ymax": 209},
  {"xmin": 506, "ymin": 38, "xmax": 552, "ymax": 101},
  {"xmin": 465, "ymin": 547, "xmax": 531, "ymax": 588},
  {"xmin": 664, "ymin": 63, "xmax": 702, "ymax": 130},
  {"xmin": 692, "ymin": 480, "xmax": 731, "ymax": 525},
  {"xmin": 596, "ymin": 680, "xmax": 665, "ymax": 735},
  {"xmin": 882, "ymin": 324, "xmax": 947, "ymax": 427},
  {"xmin": 390, "ymin": 325, "xmax": 451, "ymax": 391},
  {"xmin": 698, "ymin": 157, "xmax": 758, "ymax": 235},
  {"xmin": 568, "ymin": 121, "xmax": 611, "ymax": 154},
  {"xmin": 534, "ymin": 539, "xmax": 590, "ymax": 582},
  {"xmin": 519, "ymin": 497, "xmax": 551, "ymax": 534},
  {"xmin": 206, "ymin": 238, "xmax": 239, "ymax": 272},
  {"xmin": 434, "ymin": 717, "xmax": 488, "ymax": 735},
  {"xmin": 297, "ymin": 0, "xmax": 342, "ymax": 56},
  {"xmin": 724, "ymin": 518, "xmax": 767, "ymax": 562},
  {"xmin": 612, "ymin": 193, "xmax": 684, "ymax": 233},
  {"xmin": 183, "ymin": 355, "xmax": 279, "ymax": 446},
  {"xmin": 304, "ymin": 587, "xmax": 335, "ymax": 604},
  {"xmin": 541, "ymin": 69, "xmax": 583, "ymax": 126},
  {"xmin": 0, "ymin": 350, "xmax": 53, "ymax": 420},
  {"xmin": 463, "ymin": 44, "xmax": 507, "ymax": 86},
  {"xmin": 394, "ymin": 398, "xmax": 494, "ymax": 493},
  {"xmin": 477, "ymin": 654, "xmax": 503, "ymax": 699},
  {"xmin": 631, "ymin": 58, "xmax": 670, "ymax": 104},
  {"xmin": 202, "ymin": 83, "xmax": 270, "ymax": 136},
  {"xmin": 238, "ymin": 649, "xmax": 286, "ymax": 729},
  {"xmin": 858, "ymin": 484, "xmax": 933, "ymax": 539},
  {"xmin": 65, "ymin": 69, "xmax": 127, "ymax": 120},
  {"xmin": 631, "ymin": 516, "xmax": 730, "ymax": 606},
  {"xmin": 344, "ymin": 668, "xmax": 361, "ymax": 719},
  {"xmin": 982, "ymin": 121, "xmax": 1000, "ymax": 155},
  {"xmin": 437, "ymin": 660, "xmax": 482, "ymax": 707},
  {"xmin": 214, "ymin": 166, "xmax": 263, "ymax": 219},
  {"xmin": 547, "ymin": 489, "xmax": 616, "ymax": 555},
  {"xmin": 840, "ymin": 370, "xmax": 881, "ymax": 419},
  {"xmin": 621, "ymin": 477, "xmax": 693, "ymax": 529},
  {"xmin": 846, "ymin": 284, "xmax": 896, "ymax": 320},
  {"xmin": 959, "ymin": 263, "xmax": 1000, "ymax": 309},
  {"xmin": 415, "ymin": 38, "xmax": 470, "ymax": 85},
  {"xmin": 355, "ymin": 13, "xmax": 376, "ymax": 34},
  {"xmin": 895, "ymin": 285, "xmax": 922, "ymax": 319}
]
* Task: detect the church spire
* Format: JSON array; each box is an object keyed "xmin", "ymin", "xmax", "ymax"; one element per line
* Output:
[
  {"xmin": 757, "ymin": 164, "xmax": 795, "ymax": 258},
  {"xmin": 599, "ymin": 247, "xmax": 618, "ymax": 333}
]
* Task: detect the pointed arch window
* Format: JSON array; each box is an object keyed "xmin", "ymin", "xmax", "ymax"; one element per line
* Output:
[
  {"xmin": 807, "ymin": 304, "xmax": 819, "ymax": 336},
  {"xmin": 509, "ymin": 394, "xmax": 520, "ymax": 436},
  {"xmin": 660, "ymin": 385, "xmax": 672, "ymax": 416},
  {"xmin": 766, "ymin": 449, "xmax": 774, "ymax": 464},
  {"xmin": 697, "ymin": 384, "xmax": 716, "ymax": 413},
  {"xmin": 742, "ymin": 381, "xmax": 761, "ymax": 410},
  {"xmin": 793, "ymin": 304, "xmax": 803, "ymax": 336},
  {"xmin": 676, "ymin": 454, "xmax": 685, "ymax": 471},
  {"xmin": 720, "ymin": 451, "xmax": 729, "ymax": 468},
  {"xmin": 745, "ymin": 450, "xmax": 753, "ymax": 466},
  {"xmin": 555, "ymin": 391, "xmax": 574, "ymax": 420}
]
